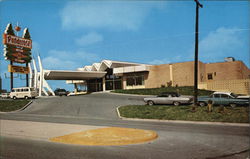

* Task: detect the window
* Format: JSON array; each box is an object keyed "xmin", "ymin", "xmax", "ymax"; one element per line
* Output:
[
  {"xmin": 207, "ymin": 73, "xmax": 213, "ymax": 80},
  {"xmin": 230, "ymin": 93, "xmax": 238, "ymax": 98},
  {"xmin": 221, "ymin": 94, "xmax": 229, "ymax": 98},
  {"xmin": 158, "ymin": 94, "xmax": 168, "ymax": 97},
  {"xmin": 213, "ymin": 94, "xmax": 220, "ymax": 98},
  {"xmin": 126, "ymin": 75, "xmax": 144, "ymax": 86},
  {"xmin": 127, "ymin": 77, "xmax": 135, "ymax": 86}
]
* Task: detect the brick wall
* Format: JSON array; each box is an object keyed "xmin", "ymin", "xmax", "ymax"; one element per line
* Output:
[
  {"xmin": 171, "ymin": 61, "xmax": 206, "ymax": 86},
  {"xmin": 145, "ymin": 64, "xmax": 171, "ymax": 88},
  {"xmin": 205, "ymin": 61, "xmax": 250, "ymax": 81}
]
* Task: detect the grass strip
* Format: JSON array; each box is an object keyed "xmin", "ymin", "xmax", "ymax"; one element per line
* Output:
[
  {"xmin": 112, "ymin": 86, "xmax": 213, "ymax": 96},
  {"xmin": 119, "ymin": 105, "xmax": 249, "ymax": 123},
  {"xmin": 0, "ymin": 100, "xmax": 30, "ymax": 112}
]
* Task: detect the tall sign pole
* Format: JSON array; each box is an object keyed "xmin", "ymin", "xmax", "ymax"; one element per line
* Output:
[
  {"xmin": 193, "ymin": 0, "xmax": 203, "ymax": 109},
  {"xmin": 10, "ymin": 61, "xmax": 13, "ymax": 90},
  {"xmin": 3, "ymin": 23, "xmax": 32, "ymax": 90}
]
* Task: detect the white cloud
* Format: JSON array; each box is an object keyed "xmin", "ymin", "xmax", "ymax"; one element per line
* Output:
[
  {"xmin": 148, "ymin": 55, "xmax": 186, "ymax": 65},
  {"xmin": 42, "ymin": 50, "xmax": 100, "ymax": 70},
  {"xmin": 60, "ymin": 1, "xmax": 166, "ymax": 31},
  {"xmin": 199, "ymin": 27, "xmax": 242, "ymax": 61},
  {"xmin": 75, "ymin": 32, "xmax": 103, "ymax": 46},
  {"xmin": 148, "ymin": 59, "xmax": 170, "ymax": 65}
]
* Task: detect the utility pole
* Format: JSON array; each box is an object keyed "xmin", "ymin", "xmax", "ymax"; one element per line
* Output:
[{"xmin": 193, "ymin": 0, "xmax": 203, "ymax": 109}]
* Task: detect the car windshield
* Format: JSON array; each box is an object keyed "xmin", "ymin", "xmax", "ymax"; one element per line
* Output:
[{"xmin": 230, "ymin": 93, "xmax": 238, "ymax": 98}]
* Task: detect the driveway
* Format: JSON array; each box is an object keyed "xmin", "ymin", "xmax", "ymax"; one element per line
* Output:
[{"xmin": 19, "ymin": 92, "xmax": 145, "ymax": 120}]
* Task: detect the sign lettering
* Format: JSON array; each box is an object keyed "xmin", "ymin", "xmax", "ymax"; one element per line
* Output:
[
  {"xmin": 3, "ymin": 34, "xmax": 32, "ymax": 49},
  {"xmin": 8, "ymin": 65, "xmax": 30, "ymax": 74}
]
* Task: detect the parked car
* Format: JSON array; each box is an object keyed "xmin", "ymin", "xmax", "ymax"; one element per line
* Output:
[
  {"xmin": 0, "ymin": 92, "xmax": 10, "ymax": 98},
  {"xmin": 10, "ymin": 87, "xmax": 37, "ymax": 99},
  {"xmin": 54, "ymin": 88, "xmax": 69, "ymax": 96},
  {"xmin": 198, "ymin": 92, "xmax": 249, "ymax": 107},
  {"xmin": 144, "ymin": 92, "xmax": 193, "ymax": 106}
]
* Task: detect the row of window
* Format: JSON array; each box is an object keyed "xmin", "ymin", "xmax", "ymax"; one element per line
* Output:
[
  {"xmin": 11, "ymin": 88, "xmax": 35, "ymax": 92},
  {"xmin": 126, "ymin": 75, "xmax": 144, "ymax": 86}
]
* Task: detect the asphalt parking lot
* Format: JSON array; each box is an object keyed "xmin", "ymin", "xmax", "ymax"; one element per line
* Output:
[
  {"xmin": 1, "ymin": 92, "xmax": 249, "ymax": 159},
  {"xmin": 18, "ymin": 92, "xmax": 146, "ymax": 119}
]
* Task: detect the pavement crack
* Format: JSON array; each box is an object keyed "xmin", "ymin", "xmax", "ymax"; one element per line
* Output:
[{"xmin": 205, "ymin": 149, "xmax": 250, "ymax": 159}]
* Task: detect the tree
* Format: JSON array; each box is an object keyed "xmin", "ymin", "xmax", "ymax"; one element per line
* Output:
[
  {"xmin": 22, "ymin": 28, "xmax": 32, "ymax": 63},
  {"xmin": 3, "ymin": 23, "xmax": 17, "ymax": 62}
]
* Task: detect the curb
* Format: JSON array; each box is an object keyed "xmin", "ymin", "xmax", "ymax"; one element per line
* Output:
[
  {"xmin": 109, "ymin": 92, "xmax": 153, "ymax": 97},
  {"xmin": 0, "ymin": 100, "xmax": 33, "ymax": 114},
  {"xmin": 116, "ymin": 106, "xmax": 250, "ymax": 127},
  {"xmin": 15, "ymin": 100, "xmax": 33, "ymax": 112}
]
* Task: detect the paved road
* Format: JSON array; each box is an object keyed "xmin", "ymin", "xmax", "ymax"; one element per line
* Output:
[
  {"xmin": 19, "ymin": 93, "xmax": 146, "ymax": 119},
  {"xmin": 0, "ymin": 93, "xmax": 249, "ymax": 159}
]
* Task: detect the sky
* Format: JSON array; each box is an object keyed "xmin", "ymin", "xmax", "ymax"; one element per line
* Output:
[{"xmin": 0, "ymin": 0, "xmax": 249, "ymax": 91}]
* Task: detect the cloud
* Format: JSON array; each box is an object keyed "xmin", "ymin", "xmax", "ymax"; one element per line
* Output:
[
  {"xmin": 75, "ymin": 32, "xmax": 103, "ymax": 46},
  {"xmin": 148, "ymin": 55, "xmax": 188, "ymax": 65},
  {"xmin": 60, "ymin": 1, "xmax": 165, "ymax": 31},
  {"xmin": 199, "ymin": 27, "xmax": 243, "ymax": 61},
  {"xmin": 148, "ymin": 59, "xmax": 170, "ymax": 65},
  {"xmin": 42, "ymin": 50, "xmax": 100, "ymax": 70}
]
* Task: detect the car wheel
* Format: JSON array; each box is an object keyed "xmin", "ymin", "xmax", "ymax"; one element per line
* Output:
[
  {"xmin": 173, "ymin": 101, "xmax": 180, "ymax": 106},
  {"xmin": 229, "ymin": 103, "xmax": 237, "ymax": 108},
  {"xmin": 25, "ymin": 96, "xmax": 29, "ymax": 99},
  {"xmin": 199, "ymin": 102, "xmax": 206, "ymax": 107},
  {"xmin": 13, "ymin": 96, "xmax": 17, "ymax": 100},
  {"xmin": 147, "ymin": 100, "xmax": 154, "ymax": 106}
]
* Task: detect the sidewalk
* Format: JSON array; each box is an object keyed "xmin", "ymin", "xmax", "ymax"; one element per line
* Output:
[
  {"xmin": 0, "ymin": 120, "xmax": 158, "ymax": 146},
  {"xmin": 0, "ymin": 120, "xmax": 104, "ymax": 141}
]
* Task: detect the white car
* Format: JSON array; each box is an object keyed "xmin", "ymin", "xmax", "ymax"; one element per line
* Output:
[
  {"xmin": 144, "ymin": 92, "xmax": 193, "ymax": 106},
  {"xmin": 0, "ymin": 93, "xmax": 10, "ymax": 98}
]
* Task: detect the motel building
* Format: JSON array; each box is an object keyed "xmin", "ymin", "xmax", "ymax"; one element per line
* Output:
[{"xmin": 45, "ymin": 57, "xmax": 250, "ymax": 95}]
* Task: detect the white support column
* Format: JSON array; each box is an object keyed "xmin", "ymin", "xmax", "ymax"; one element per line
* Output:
[
  {"xmin": 37, "ymin": 56, "xmax": 55, "ymax": 96},
  {"xmin": 32, "ymin": 59, "xmax": 38, "ymax": 90},
  {"xmin": 102, "ymin": 77, "xmax": 106, "ymax": 91},
  {"xmin": 28, "ymin": 63, "xmax": 33, "ymax": 88},
  {"xmin": 38, "ymin": 56, "xmax": 43, "ymax": 96},
  {"xmin": 43, "ymin": 79, "xmax": 55, "ymax": 96}
]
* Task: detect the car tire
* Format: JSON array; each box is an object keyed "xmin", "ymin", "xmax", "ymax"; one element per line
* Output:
[
  {"xmin": 25, "ymin": 96, "xmax": 29, "ymax": 99},
  {"xmin": 13, "ymin": 96, "xmax": 17, "ymax": 100},
  {"xmin": 229, "ymin": 103, "xmax": 237, "ymax": 108},
  {"xmin": 173, "ymin": 101, "xmax": 180, "ymax": 106},
  {"xmin": 199, "ymin": 102, "xmax": 206, "ymax": 107},
  {"xmin": 147, "ymin": 100, "xmax": 154, "ymax": 106}
]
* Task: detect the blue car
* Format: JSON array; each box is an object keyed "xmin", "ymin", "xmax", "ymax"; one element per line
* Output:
[{"xmin": 198, "ymin": 92, "xmax": 249, "ymax": 107}]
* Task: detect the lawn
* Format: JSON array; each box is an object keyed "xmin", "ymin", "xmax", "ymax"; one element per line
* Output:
[
  {"xmin": 0, "ymin": 100, "xmax": 31, "ymax": 112},
  {"xmin": 118, "ymin": 105, "xmax": 249, "ymax": 123},
  {"xmin": 112, "ymin": 86, "xmax": 213, "ymax": 96}
]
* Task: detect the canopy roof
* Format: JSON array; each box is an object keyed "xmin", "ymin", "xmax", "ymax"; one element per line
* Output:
[
  {"xmin": 79, "ymin": 60, "xmax": 147, "ymax": 72},
  {"xmin": 44, "ymin": 70, "xmax": 106, "ymax": 80},
  {"xmin": 42, "ymin": 60, "xmax": 149, "ymax": 80}
]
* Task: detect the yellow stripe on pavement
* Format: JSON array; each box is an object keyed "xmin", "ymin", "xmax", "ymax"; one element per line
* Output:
[{"xmin": 50, "ymin": 127, "xmax": 158, "ymax": 146}]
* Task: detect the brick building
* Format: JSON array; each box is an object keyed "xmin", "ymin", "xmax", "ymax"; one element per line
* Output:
[{"xmin": 66, "ymin": 60, "xmax": 250, "ymax": 94}]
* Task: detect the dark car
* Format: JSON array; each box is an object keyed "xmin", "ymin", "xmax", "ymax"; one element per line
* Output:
[
  {"xmin": 198, "ymin": 92, "xmax": 249, "ymax": 107},
  {"xmin": 54, "ymin": 88, "xmax": 68, "ymax": 96}
]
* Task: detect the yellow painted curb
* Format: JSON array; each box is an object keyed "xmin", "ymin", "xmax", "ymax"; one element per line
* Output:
[{"xmin": 50, "ymin": 127, "xmax": 158, "ymax": 146}]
